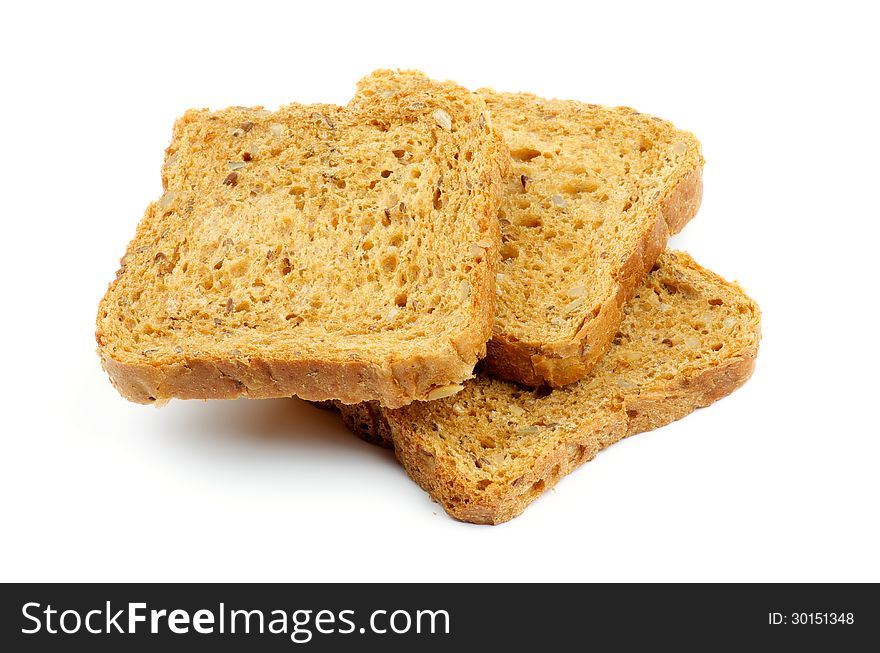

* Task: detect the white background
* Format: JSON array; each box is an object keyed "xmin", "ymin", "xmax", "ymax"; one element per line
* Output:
[{"xmin": 1, "ymin": 1, "xmax": 877, "ymax": 582}]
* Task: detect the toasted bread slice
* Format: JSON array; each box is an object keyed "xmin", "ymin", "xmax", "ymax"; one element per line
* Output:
[
  {"xmin": 335, "ymin": 251, "xmax": 761, "ymax": 523},
  {"xmin": 355, "ymin": 71, "xmax": 703, "ymax": 386},
  {"xmin": 97, "ymin": 72, "xmax": 508, "ymax": 408}
]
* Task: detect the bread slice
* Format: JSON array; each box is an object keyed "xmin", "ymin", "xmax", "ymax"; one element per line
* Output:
[
  {"xmin": 97, "ymin": 72, "xmax": 508, "ymax": 408},
  {"xmin": 355, "ymin": 71, "xmax": 704, "ymax": 386},
  {"xmin": 335, "ymin": 251, "xmax": 761, "ymax": 524}
]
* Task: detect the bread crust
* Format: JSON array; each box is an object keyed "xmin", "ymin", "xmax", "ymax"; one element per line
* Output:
[
  {"xmin": 343, "ymin": 338, "xmax": 756, "ymax": 525},
  {"xmin": 331, "ymin": 400, "xmax": 394, "ymax": 448},
  {"xmin": 100, "ymin": 335, "xmax": 488, "ymax": 409},
  {"xmin": 484, "ymin": 166, "xmax": 703, "ymax": 388}
]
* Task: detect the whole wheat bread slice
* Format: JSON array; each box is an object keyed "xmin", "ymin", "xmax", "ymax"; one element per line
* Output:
[
  {"xmin": 97, "ymin": 72, "xmax": 508, "ymax": 408},
  {"xmin": 335, "ymin": 251, "xmax": 761, "ymax": 524},
  {"xmin": 355, "ymin": 71, "xmax": 704, "ymax": 386}
]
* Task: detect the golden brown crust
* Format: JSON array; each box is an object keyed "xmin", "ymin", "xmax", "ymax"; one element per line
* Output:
[
  {"xmin": 99, "ymin": 321, "xmax": 491, "ymax": 409},
  {"xmin": 483, "ymin": 166, "xmax": 703, "ymax": 388},
  {"xmin": 100, "ymin": 344, "xmax": 485, "ymax": 409},
  {"xmin": 660, "ymin": 167, "xmax": 704, "ymax": 235},
  {"xmin": 379, "ymin": 339, "xmax": 756, "ymax": 525}
]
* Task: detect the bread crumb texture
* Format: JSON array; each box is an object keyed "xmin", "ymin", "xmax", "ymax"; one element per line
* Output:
[
  {"xmin": 96, "ymin": 71, "xmax": 508, "ymax": 408},
  {"xmin": 481, "ymin": 90, "xmax": 704, "ymax": 386},
  {"xmin": 356, "ymin": 70, "xmax": 706, "ymax": 387},
  {"xmin": 338, "ymin": 251, "xmax": 761, "ymax": 523}
]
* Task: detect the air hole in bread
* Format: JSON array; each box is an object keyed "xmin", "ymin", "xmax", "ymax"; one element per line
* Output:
[
  {"xmin": 708, "ymin": 298, "xmax": 723, "ymax": 306},
  {"xmin": 510, "ymin": 147, "xmax": 541, "ymax": 162},
  {"xmin": 500, "ymin": 243, "xmax": 519, "ymax": 261},
  {"xmin": 561, "ymin": 179, "xmax": 599, "ymax": 195},
  {"xmin": 528, "ymin": 479, "xmax": 545, "ymax": 496},
  {"xmin": 381, "ymin": 254, "xmax": 398, "ymax": 273},
  {"xmin": 394, "ymin": 293, "xmax": 407, "ymax": 307},
  {"xmin": 380, "ymin": 170, "xmax": 392, "ymax": 178},
  {"xmin": 516, "ymin": 214, "xmax": 542, "ymax": 228}
]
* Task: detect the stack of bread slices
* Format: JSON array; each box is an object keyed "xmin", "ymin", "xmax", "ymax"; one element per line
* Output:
[{"xmin": 97, "ymin": 70, "xmax": 760, "ymax": 524}]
